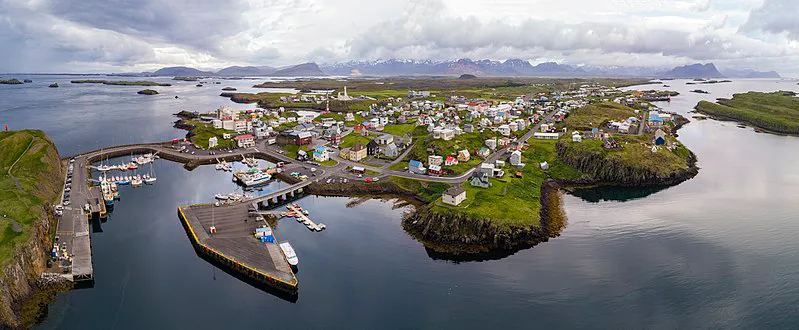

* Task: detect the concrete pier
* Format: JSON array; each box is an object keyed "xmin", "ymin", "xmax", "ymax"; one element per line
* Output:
[{"xmin": 178, "ymin": 203, "xmax": 298, "ymax": 294}]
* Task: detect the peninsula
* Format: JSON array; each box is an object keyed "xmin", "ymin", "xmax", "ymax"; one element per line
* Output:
[
  {"xmin": 0, "ymin": 130, "xmax": 64, "ymax": 328},
  {"xmin": 695, "ymin": 91, "xmax": 799, "ymax": 135}
]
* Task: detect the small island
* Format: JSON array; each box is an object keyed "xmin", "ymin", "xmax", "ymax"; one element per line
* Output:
[
  {"xmin": 137, "ymin": 89, "xmax": 159, "ymax": 95},
  {"xmin": 695, "ymin": 91, "xmax": 799, "ymax": 135},
  {"xmin": 221, "ymin": 87, "xmax": 237, "ymax": 91},
  {"xmin": 691, "ymin": 89, "xmax": 709, "ymax": 94},
  {"xmin": 173, "ymin": 76, "xmax": 199, "ymax": 81},
  {"xmin": 0, "ymin": 79, "xmax": 23, "ymax": 85},
  {"xmin": 48, "ymin": 83, "xmax": 59, "ymax": 88},
  {"xmin": 23, "ymin": 79, "xmax": 32, "ymax": 83},
  {"xmin": 70, "ymin": 80, "xmax": 172, "ymax": 87}
]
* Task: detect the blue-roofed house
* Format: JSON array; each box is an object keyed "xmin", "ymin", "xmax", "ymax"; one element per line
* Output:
[
  {"xmin": 313, "ymin": 146, "xmax": 329, "ymax": 162},
  {"xmin": 648, "ymin": 112, "xmax": 664, "ymax": 127},
  {"xmin": 654, "ymin": 129, "xmax": 667, "ymax": 145},
  {"xmin": 408, "ymin": 160, "xmax": 426, "ymax": 174}
]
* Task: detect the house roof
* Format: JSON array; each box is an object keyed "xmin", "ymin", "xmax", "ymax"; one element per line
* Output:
[
  {"xmin": 409, "ymin": 160, "xmax": 422, "ymax": 167},
  {"xmin": 235, "ymin": 134, "xmax": 254, "ymax": 140},
  {"xmin": 445, "ymin": 186, "xmax": 466, "ymax": 196},
  {"xmin": 352, "ymin": 143, "xmax": 366, "ymax": 151}
]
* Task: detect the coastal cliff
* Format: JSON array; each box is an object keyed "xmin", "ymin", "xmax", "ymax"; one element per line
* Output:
[
  {"xmin": 401, "ymin": 180, "xmax": 566, "ymax": 255},
  {"xmin": 554, "ymin": 140, "xmax": 699, "ymax": 187},
  {"xmin": 0, "ymin": 131, "xmax": 68, "ymax": 328}
]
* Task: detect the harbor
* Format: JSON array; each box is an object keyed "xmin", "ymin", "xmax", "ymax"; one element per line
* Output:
[
  {"xmin": 47, "ymin": 140, "xmax": 327, "ymax": 294},
  {"xmin": 178, "ymin": 203, "xmax": 298, "ymax": 294}
]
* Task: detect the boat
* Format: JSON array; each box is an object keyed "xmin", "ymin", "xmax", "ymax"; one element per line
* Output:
[
  {"xmin": 97, "ymin": 164, "xmax": 113, "ymax": 172},
  {"xmin": 279, "ymin": 242, "xmax": 299, "ymax": 266},
  {"xmin": 234, "ymin": 171, "xmax": 272, "ymax": 187},
  {"xmin": 144, "ymin": 163, "xmax": 157, "ymax": 184},
  {"xmin": 214, "ymin": 194, "xmax": 229, "ymax": 200},
  {"xmin": 131, "ymin": 175, "xmax": 143, "ymax": 187},
  {"xmin": 127, "ymin": 162, "xmax": 138, "ymax": 170}
]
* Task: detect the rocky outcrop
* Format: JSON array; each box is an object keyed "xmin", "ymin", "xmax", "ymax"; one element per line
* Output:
[
  {"xmin": 401, "ymin": 180, "xmax": 566, "ymax": 257},
  {"xmin": 554, "ymin": 141, "xmax": 699, "ymax": 187},
  {"xmin": 0, "ymin": 208, "xmax": 61, "ymax": 328}
]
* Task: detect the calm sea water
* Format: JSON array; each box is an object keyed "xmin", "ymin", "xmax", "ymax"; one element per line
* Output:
[{"xmin": 2, "ymin": 76, "xmax": 799, "ymax": 329}]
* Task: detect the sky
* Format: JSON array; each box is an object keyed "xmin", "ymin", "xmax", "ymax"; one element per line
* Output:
[{"xmin": 1, "ymin": 0, "xmax": 798, "ymax": 75}]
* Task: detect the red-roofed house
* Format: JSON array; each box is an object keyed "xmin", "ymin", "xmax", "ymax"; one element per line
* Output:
[
  {"xmin": 445, "ymin": 156, "xmax": 458, "ymax": 166},
  {"xmin": 235, "ymin": 134, "xmax": 255, "ymax": 148}
]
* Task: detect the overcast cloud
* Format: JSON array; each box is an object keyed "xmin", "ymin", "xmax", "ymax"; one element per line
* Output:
[{"xmin": 0, "ymin": 0, "xmax": 797, "ymax": 74}]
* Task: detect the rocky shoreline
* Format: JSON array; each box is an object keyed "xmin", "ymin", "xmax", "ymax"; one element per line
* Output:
[{"xmin": 0, "ymin": 207, "xmax": 66, "ymax": 329}]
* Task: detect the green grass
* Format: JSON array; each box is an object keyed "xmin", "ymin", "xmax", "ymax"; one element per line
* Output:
[
  {"xmin": 189, "ymin": 122, "xmax": 236, "ymax": 149},
  {"xmin": 564, "ymin": 101, "xmax": 637, "ymax": 131},
  {"xmin": 430, "ymin": 139, "xmax": 582, "ymax": 229},
  {"xmin": 399, "ymin": 129, "xmax": 494, "ymax": 175},
  {"xmin": 339, "ymin": 134, "xmax": 372, "ymax": 149},
  {"xmin": 695, "ymin": 91, "xmax": 799, "ymax": 135},
  {"xmin": 389, "ymin": 177, "xmax": 450, "ymax": 203},
  {"xmin": 0, "ymin": 130, "xmax": 62, "ymax": 272},
  {"xmin": 317, "ymin": 112, "xmax": 365, "ymax": 125},
  {"xmin": 381, "ymin": 123, "xmax": 417, "ymax": 136},
  {"xmin": 282, "ymin": 144, "xmax": 309, "ymax": 159},
  {"xmin": 319, "ymin": 159, "xmax": 338, "ymax": 167}
]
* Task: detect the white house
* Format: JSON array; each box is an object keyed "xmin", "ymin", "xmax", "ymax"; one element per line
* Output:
[
  {"xmin": 498, "ymin": 124, "xmax": 511, "ymax": 136},
  {"xmin": 383, "ymin": 143, "xmax": 399, "ymax": 158},
  {"xmin": 509, "ymin": 150, "xmax": 525, "ymax": 167},
  {"xmin": 235, "ymin": 134, "xmax": 255, "ymax": 148},
  {"xmin": 534, "ymin": 132, "xmax": 560, "ymax": 140},
  {"xmin": 485, "ymin": 138, "xmax": 498, "ymax": 150},
  {"xmin": 572, "ymin": 132, "xmax": 582, "ymax": 142},
  {"xmin": 376, "ymin": 134, "xmax": 394, "ymax": 145},
  {"xmin": 428, "ymin": 155, "xmax": 444, "ymax": 166},
  {"xmin": 442, "ymin": 186, "xmax": 466, "ymax": 206},
  {"xmin": 440, "ymin": 129, "xmax": 455, "ymax": 141},
  {"xmin": 480, "ymin": 163, "xmax": 496, "ymax": 177},
  {"xmin": 208, "ymin": 137, "xmax": 218, "ymax": 148}
]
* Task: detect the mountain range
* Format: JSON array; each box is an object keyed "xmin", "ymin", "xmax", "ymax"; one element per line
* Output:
[{"xmin": 137, "ymin": 59, "xmax": 780, "ymax": 79}]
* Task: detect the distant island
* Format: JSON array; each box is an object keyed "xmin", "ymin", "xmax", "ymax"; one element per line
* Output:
[
  {"xmin": 173, "ymin": 76, "xmax": 199, "ymax": 81},
  {"xmin": 691, "ymin": 90, "xmax": 710, "ymax": 94},
  {"xmin": 661, "ymin": 63, "xmax": 724, "ymax": 78},
  {"xmin": 695, "ymin": 91, "xmax": 799, "ymax": 136},
  {"xmin": 221, "ymin": 87, "xmax": 237, "ymax": 91},
  {"xmin": 137, "ymin": 89, "xmax": 159, "ymax": 95},
  {"xmin": 71, "ymin": 80, "xmax": 172, "ymax": 87},
  {"xmin": 0, "ymin": 79, "xmax": 23, "ymax": 85},
  {"xmin": 48, "ymin": 83, "xmax": 58, "ymax": 88}
]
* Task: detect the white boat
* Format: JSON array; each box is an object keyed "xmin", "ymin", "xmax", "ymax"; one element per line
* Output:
[
  {"xmin": 279, "ymin": 242, "xmax": 299, "ymax": 266},
  {"xmin": 131, "ymin": 176, "xmax": 143, "ymax": 187},
  {"xmin": 144, "ymin": 163, "xmax": 157, "ymax": 184},
  {"xmin": 236, "ymin": 171, "xmax": 272, "ymax": 187},
  {"xmin": 214, "ymin": 194, "xmax": 229, "ymax": 200},
  {"xmin": 97, "ymin": 164, "xmax": 113, "ymax": 172}
]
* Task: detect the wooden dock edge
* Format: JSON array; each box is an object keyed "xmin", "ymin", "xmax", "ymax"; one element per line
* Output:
[{"xmin": 177, "ymin": 206, "xmax": 299, "ymax": 295}]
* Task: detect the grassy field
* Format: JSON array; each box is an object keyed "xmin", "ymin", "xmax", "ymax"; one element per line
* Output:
[
  {"xmin": 281, "ymin": 144, "xmax": 310, "ymax": 159},
  {"xmin": 188, "ymin": 122, "xmax": 236, "ymax": 149},
  {"xmin": 381, "ymin": 123, "xmax": 416, "ymax": 136},
  {"xmin": 0, "ymin": 130, "xmax": 62, "ymax": 272},
  {"xmin": 564, "ymin": 101, "xmax": 638, "ymax": 131},
  {"xmin": 558, "ymin": 134, "xmax": 692, "ymax": 179},
  {"xmin": 432, "ymin": 139, "xmax": 583, "ymax": 229},
  {"xmin": 695, "ymin": 91, "xmax": 799, "ymax": 135},
  {"xmin": 402, "ymin": 129, "xmax": 494, "ymax": 175},
  {"xmin": 339, "ymin": 134, "xmax": 372, "ymax": 149},
  {"xmin": 389, "ymin": 177, "xmax": 450, "ymax": 203},
  {"xmin": 318, "ymin": 112, "xmax": 365, "ymax": 125}
]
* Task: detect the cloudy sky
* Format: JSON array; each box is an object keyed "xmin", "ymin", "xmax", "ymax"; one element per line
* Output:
[{"xmin": 1, "ymin": 0, "xmax": 798, "ymax": 75}]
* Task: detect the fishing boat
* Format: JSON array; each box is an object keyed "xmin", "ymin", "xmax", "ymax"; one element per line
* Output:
[
  {"xmin": 279, "ymin": 242, "xmax": 299, "ymax": 266},
  {"xmin": 127, "ymin": 162, "xmax": 138, "ymax": 170},
  {"xmin": 234, "ymin": 171, "xmax": 272, "ymax": 187},
  {"xmin": 118, "ymin": 177, "xmax": 130, "ymax": 185},
  {"xmin": 214, "ymin": 194, "xmax": 229, "ymax": 200}
]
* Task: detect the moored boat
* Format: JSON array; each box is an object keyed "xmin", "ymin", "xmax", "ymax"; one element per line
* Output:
[{"xmin": 280, "ymin": 242, "xmax": 299, "ymax": 266}]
